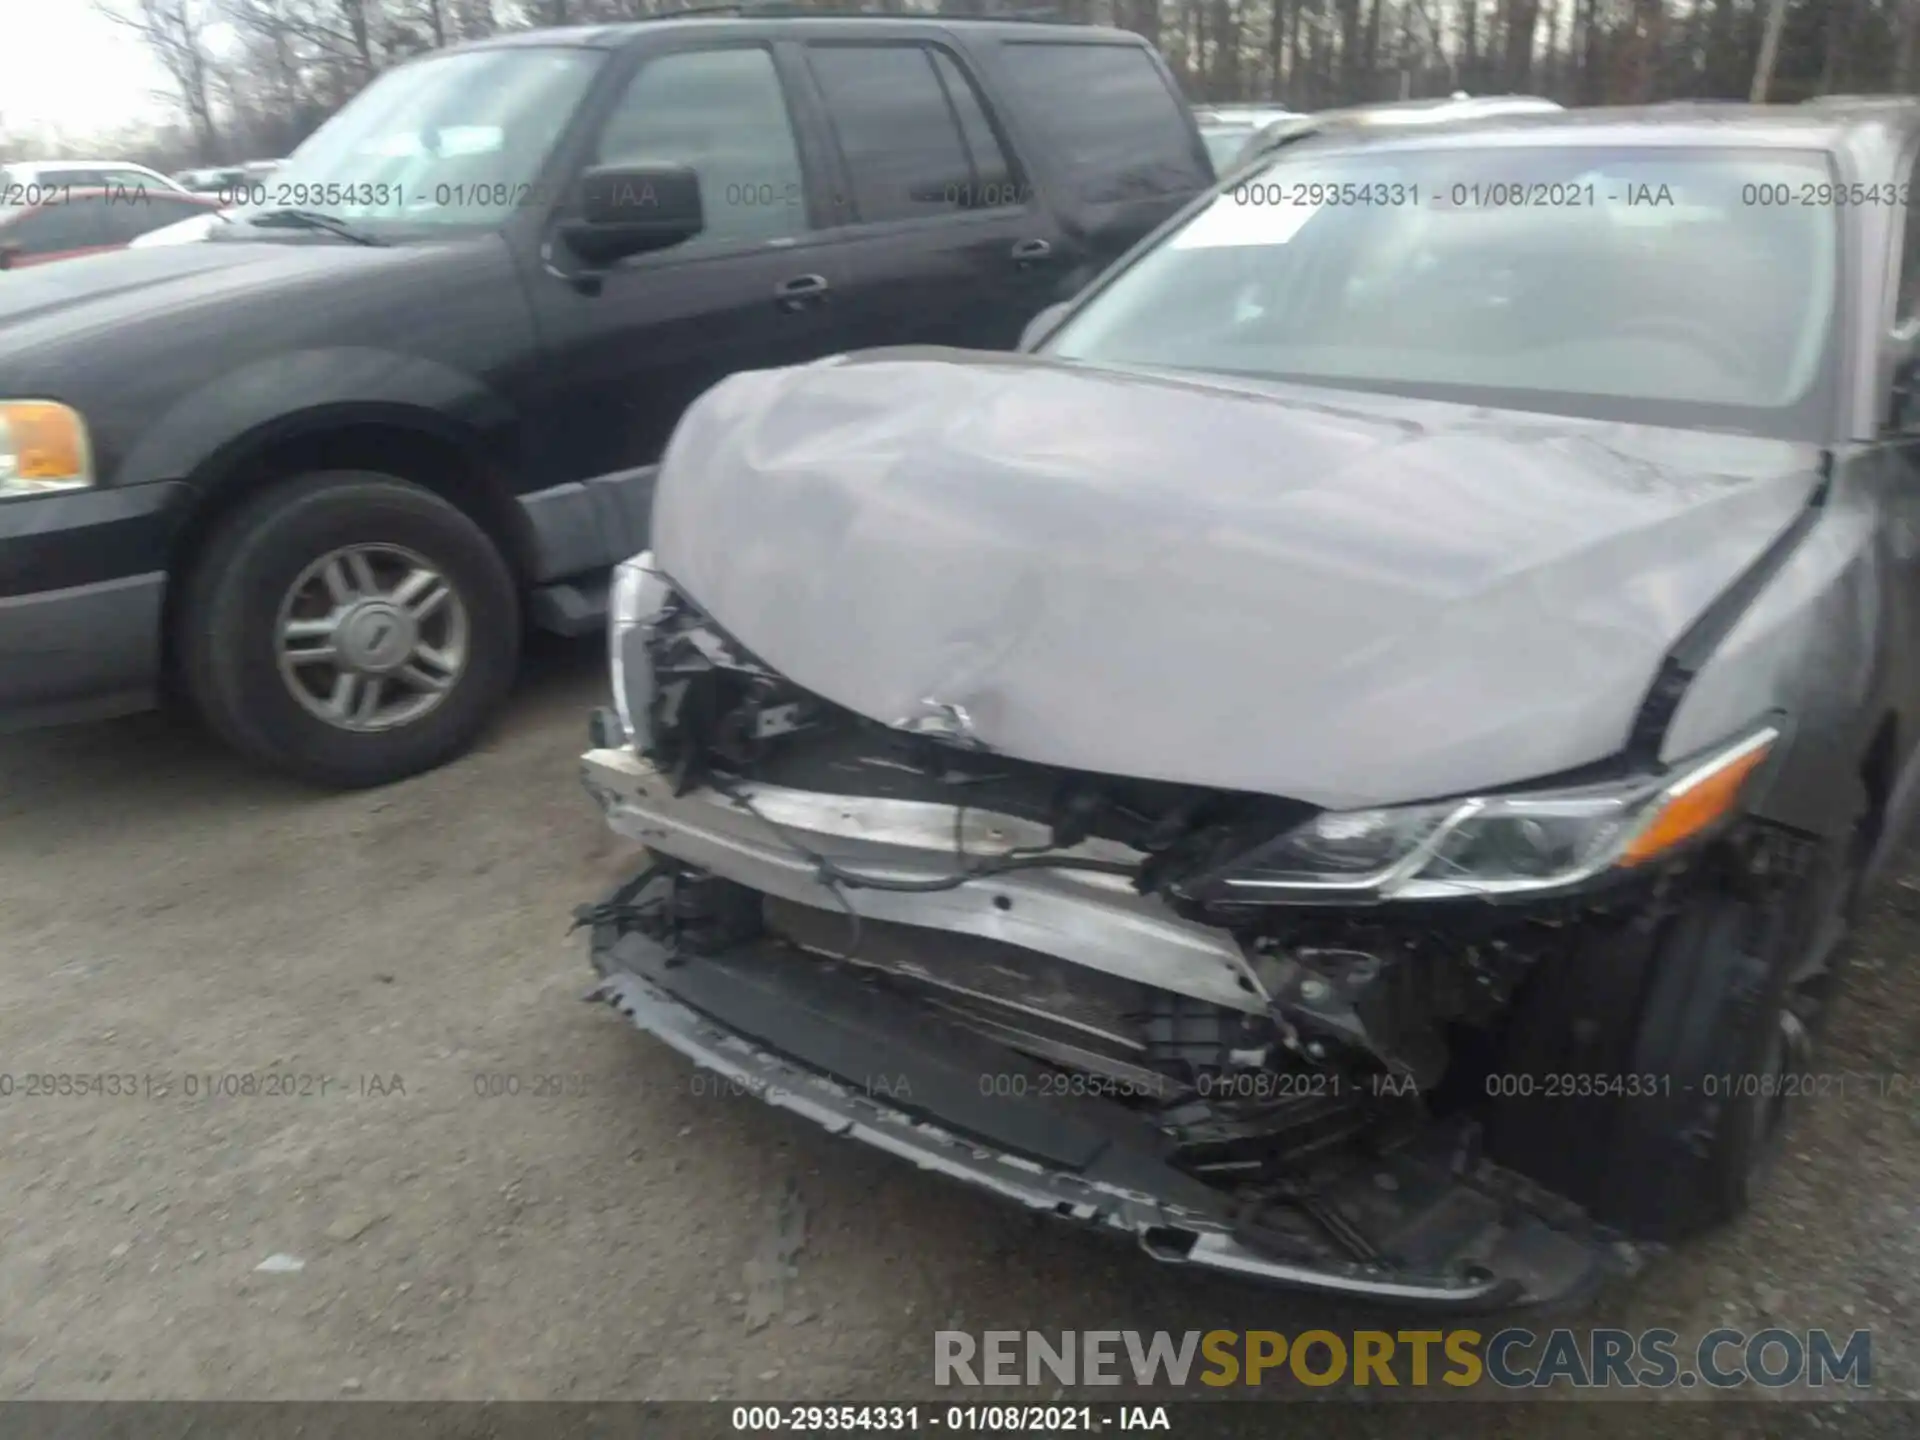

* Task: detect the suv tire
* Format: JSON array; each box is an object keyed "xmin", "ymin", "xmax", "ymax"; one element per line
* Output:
[{"xmin": 178, "ymin": 471, "xmax": 520, "ymax": 788}]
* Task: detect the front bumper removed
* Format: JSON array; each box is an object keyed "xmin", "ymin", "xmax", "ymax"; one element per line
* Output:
[{"xmin": 580, "ymin": 746, "xmax": 1625, "ymax": 1309}]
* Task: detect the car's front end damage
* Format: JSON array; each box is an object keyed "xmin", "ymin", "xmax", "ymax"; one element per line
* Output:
[
  {"xmin": 577, "ymin": 678, "xmax": 1613, "ymax": 1304},
  {"xmin": 577, "ymin": 591, "xmax": 1787, "ymax": 1308},
  {"xmin": 577, "ymin": 351, "xmax": 1832, "ymax": 1308}
]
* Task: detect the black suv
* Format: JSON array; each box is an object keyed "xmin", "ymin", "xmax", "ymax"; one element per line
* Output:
[{"xmin": 0, "ymin": 15, "xmax": 1209, "ymax": 787}]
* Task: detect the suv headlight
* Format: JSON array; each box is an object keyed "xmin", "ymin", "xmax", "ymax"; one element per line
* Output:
[
  {"xmin": 0, "ymin": 401, "xmax": 93, "ymax": 500},
  {"xmin": 1184, "ymin": 725, "xmax": 1780, "ymax": 903},
  {"xmin": 607, "ymin": 551, "xmax": 673, "ymax": 746}
]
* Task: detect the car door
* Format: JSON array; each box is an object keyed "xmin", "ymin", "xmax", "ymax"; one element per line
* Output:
[
  {"xmin": 1, "ymin": 194, "xmax": 115, "ymax": 267},
  {"xmin": 520, "ymin": 40, "xmax": 846, "ymax": 499},
  {"xmin": 99, "ymin": 193, "xmax": 218, "ymax": 246},
  {"xmin": 792, "ymin": 37, "xmax": 1072, "ymax": 354}
]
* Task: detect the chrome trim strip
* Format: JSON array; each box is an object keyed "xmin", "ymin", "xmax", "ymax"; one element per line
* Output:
[
  {"xmin": 580, "ymin": 747, "xmax": 1269, "ymax": 1014},
  {"xmin": 730, "ymin": 783, "xmax": 1148, "ymax": 867},
  {"xmin": 607, "ymin": 553, "xmax": 671, "ymax": 746}
]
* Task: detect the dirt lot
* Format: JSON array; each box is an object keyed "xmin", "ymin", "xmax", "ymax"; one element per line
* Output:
[{"xmin": 3, "ymin": 638, "xmax": 1919, "ymax": 1432}]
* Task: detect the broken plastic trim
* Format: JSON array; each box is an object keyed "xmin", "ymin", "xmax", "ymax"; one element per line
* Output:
[
  {"xmin": 580, "ymin": 745, "xmax": 1270, "ymax": 1015},
  {"xmin": 607, "ymin": 550, "xmax": 676, "ymax": 745},
  {"xmin": 587, "ymin": 964, "xmax": 1611, "ymax": 1308}
]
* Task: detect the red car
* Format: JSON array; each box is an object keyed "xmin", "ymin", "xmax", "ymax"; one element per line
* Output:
[{"xmin": 0, "ymin": 188, "xmax": 223, "ymax": 270}]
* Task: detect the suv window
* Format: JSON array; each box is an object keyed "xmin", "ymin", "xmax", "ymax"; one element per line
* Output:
[
  {"xmin": 807, "ymin": 43, "xmax": 982, "ymax": 224},
  {"xmin": 996, "ymin": 43, "xmax": 1206, "ymax": 203},
  {"xmin": 593, "ymin": 47, "xmax": 808, "ymax": 248},
  {"xmin": 225, "ymin": 47, "xmax": 601, "ymax": 230},
  {"xmin": 929, "ymin": 50, "xmax": 1020, "ymax": 208},
  {"xmin": 7, "ymin": 195, "xmax": 111, "ymax": 254}
]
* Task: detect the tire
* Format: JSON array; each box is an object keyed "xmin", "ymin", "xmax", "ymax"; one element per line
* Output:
[
  {"xmin": 177, "ymin": 471, "xmax": 520, "ymax": 789},
  {"xmin": 1481, "ymin": 822, "xmax": 1863, "ymax": 1242}
]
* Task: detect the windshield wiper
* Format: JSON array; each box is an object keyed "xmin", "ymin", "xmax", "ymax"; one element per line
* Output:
[{"xmin": 242, "ymin": 207, "xmax": 388, "ymax": 247}]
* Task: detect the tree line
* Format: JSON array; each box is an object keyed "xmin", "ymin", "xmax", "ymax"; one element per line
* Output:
[{"xmin": 8, "ymin": 0, "xmax": 1911, "ymax": 171}]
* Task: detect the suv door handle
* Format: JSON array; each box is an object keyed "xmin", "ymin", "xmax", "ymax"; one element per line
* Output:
[
  {"xmin": 1011, "ymin": 238, "xmax": 1053, "ymax": 266},
  {"xmin": 775, "ymin": 273, "xmax": 830, "ymax": 310}
]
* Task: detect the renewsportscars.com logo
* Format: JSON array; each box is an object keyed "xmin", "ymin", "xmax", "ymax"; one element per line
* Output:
[{"xmin": 933, "ymin": 1328, "xmax": 1872, "ymax": 1391}]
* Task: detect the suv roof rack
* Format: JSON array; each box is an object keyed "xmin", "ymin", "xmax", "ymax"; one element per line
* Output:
[{"xmin": 638, "ymin": 1, "xmax": 1078, "ymax": 20}]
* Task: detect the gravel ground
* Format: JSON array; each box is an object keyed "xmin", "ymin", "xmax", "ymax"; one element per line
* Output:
[{"xmin": 3, "ymin": 637, "xmax": 1918, "ymax": 1435}]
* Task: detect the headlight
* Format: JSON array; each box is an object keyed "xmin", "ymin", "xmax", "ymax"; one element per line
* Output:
[
  {"xmin": 607, "ymin": 551, "xmax": 673, "ymax": 745},
  {"xmin": 0, "ymin": 401, "xmax": 93, "ymax": 500},
  {"xmin": 1188, "ymin": 725, "xmax": 1780, "ymax": 903}
]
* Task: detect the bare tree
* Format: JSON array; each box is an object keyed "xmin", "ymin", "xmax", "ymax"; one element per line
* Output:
[
  {"xmin": 1361, "ymin": 0, "xmax": 1383, "ymax": 93},
  {"xmin": 97, "ymin": 0, "xmax": 223, "ymax": 157},
  {"xmin": 1751, "ymin": 0, "xmax": 1789, "ymax": 98},
  {"xmin": 451, "ymin": 0, "xmax": 497, "ymax": 33},
  {"xmin": 1897, "ymin": 0, "xmax": 1920, "ymax": 91},
  {"xmin": 1502, "ymin": 0, "xmax": 1541, "ymax": 88},
  {"xmin": 1266, "ymin": 0, "xmax": 1287, "ymax": 96},
  {"xmin": 415, "ymin": 0, "xmax": 448, "ymax": 44},
  {"xmin": 1816, "ymin": 0, "xmax": 1855, "ymax": 93}
]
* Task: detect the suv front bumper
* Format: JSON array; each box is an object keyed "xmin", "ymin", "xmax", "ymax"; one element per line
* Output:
[{"xmin": 0, "ymin": 485, "xmax": 185, "ymax": 731}]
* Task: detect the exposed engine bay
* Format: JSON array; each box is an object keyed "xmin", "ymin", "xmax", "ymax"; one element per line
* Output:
[
  {"xmin": 626, "ymin": 587, "xmax": 1666, "ymax": 1081},
  {"xmin": 575, "ymin": 583, "xmax": 1798, "ymax": 1304}
]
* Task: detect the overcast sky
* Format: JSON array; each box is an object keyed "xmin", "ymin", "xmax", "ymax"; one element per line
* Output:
[{"xmin": 0, "ymin": 0, "xmax": 177, "ymax": 139}]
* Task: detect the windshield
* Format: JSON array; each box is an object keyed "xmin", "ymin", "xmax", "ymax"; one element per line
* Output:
[
  {"xmin": 226, "ymin": 45, "xmax": 603, "ymax": 233},
  {"xmin": 1046, "ymin": 145, "xmax": 1840, "ymax": 437}
]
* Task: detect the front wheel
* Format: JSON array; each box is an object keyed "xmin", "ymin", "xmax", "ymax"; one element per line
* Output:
[
  {"xmin": 178, "ymin": 472, "xmax": 520, "ymax": 788},
  {"xmin": 1482, "ymin": 823, "xmax": 1862, "ymax": 1242}
]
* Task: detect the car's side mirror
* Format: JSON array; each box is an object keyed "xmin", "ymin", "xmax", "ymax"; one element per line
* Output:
[
  {"xmin": 559, "ymin": 162, "xmax": 704, "ymax": 266},
  {"xmin": 1019, "ymin": 300, "xmax": 1072, "ymax": 352},
  {"xmin": 0, "ymin": 243, "xmax": 19, "ymax": 271}
]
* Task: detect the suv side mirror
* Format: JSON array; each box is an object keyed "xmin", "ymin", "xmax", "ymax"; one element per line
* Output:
[
  {"xmin": 560, "ymin": 163, "xmax": 704, "ymax": 266},
  {"xmin": 1019, "ymin": 300, "xmax": 1072, "ymax": 351}
]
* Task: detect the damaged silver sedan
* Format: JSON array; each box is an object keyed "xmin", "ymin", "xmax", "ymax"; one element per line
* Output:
[{"xmin": 577, "ymin": 105, "xmax": 1920, "ymax": 1307}]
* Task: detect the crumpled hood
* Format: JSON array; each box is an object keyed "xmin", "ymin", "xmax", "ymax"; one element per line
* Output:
[{"xmin": 652, "ymin": 348, "xmax": 1823, "ymax": 810}]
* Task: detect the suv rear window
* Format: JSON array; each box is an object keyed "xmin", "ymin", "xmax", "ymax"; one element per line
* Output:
[
  {"xmin": 808, "ymin": 44, "xmax": 988, "ymax": 224},
  {"xmin": 997, "ymin": 42, "xmax": 1205, "ymax": 203}
]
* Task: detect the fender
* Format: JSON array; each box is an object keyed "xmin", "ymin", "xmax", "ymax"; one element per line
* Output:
[
  {"xmin": 111, "ymin": 347, "xmax": 524, "ymax": 498},
  {"xmin": 1660, "ymin": 464, "xmax": 1893, "ymax": 845}
]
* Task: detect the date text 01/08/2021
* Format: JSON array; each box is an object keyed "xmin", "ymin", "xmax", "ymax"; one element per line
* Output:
[
  {"xmin": 1225, "ymin": 180, "xmax": 1683, "ymax": 209},
  {"xmin": 731, "ymin": 1405, "xmax": 1171, "ymax": 1431},
  {"xmin": 0, "ymin": 1072, "xmax": 407, "ymax": 1099}
]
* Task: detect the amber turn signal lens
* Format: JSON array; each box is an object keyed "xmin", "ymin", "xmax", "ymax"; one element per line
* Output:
[
  {"xmin": 0, "ymin": 400, "xmax": 91, "ymax": 488},
  {"xmin": 6, "ymin": 402, "xmax": 87, "ymax": 477},
  {"xmin": 1618, "ymin": 732, "xmax": 1777, "ymax": 867}
]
